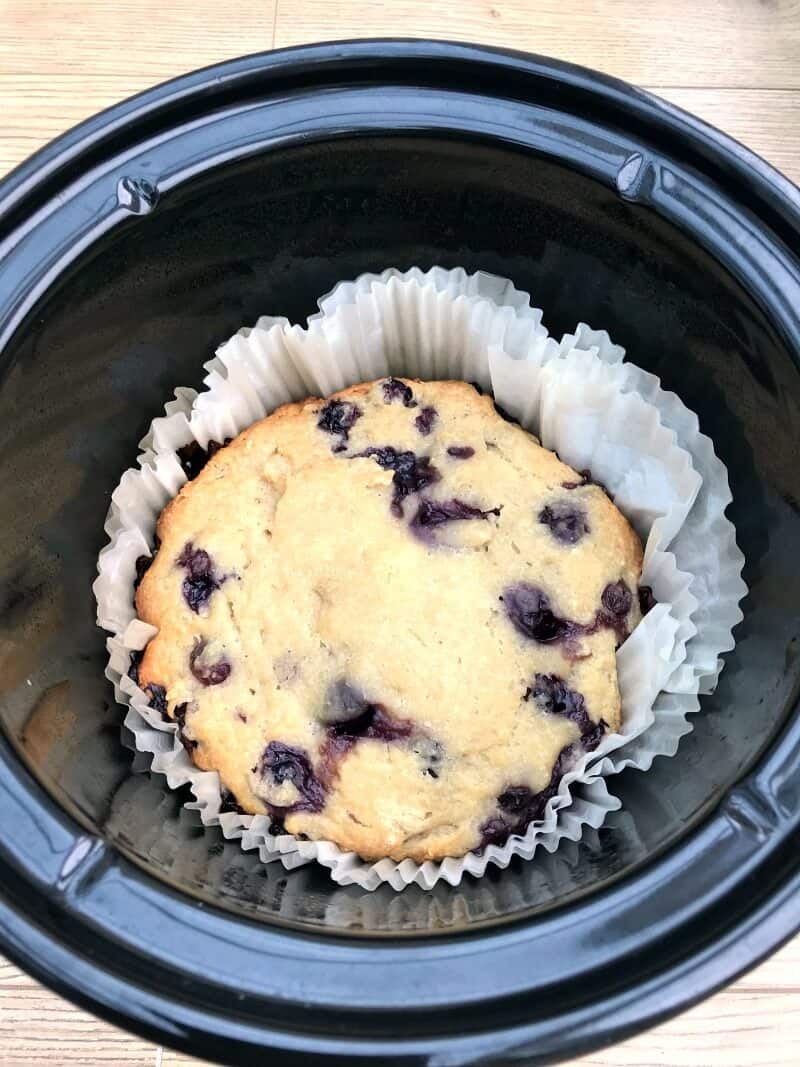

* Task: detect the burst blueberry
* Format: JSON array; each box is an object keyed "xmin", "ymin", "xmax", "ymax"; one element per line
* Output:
[
  {"xmin": 177, "ymin": 542, "xmax": 221, "ymax": 614},
  {"xmin": 525, "ymin": 673, "xmax": 607, "ymax": 748},
  {"xmin": 414, "ymin": 406, "xmax": 437, "ymax": 435},
  {"xmin": 382, "ymin": 378, "xmax": 417, "ymax": 407},
  {"xmin": 501, "ymin": 583, "xmax": 574, "ymax": 644},
  {"xmin": 189, "ymin": 637, "xmax": 231, "ymax": 687},
  {"xmin": 539, "ymin": 501, "xmax": 590, "ymax": 545},
  {"xmin": 173, "ymin": 702, "xmax": 198, "ymax": 753},
  {"xmin": 357, "ymin": 447, "xmax": 440, "ymax": 515},
  {"xmin": 317, "ymin": 399, "xmax": 362, "ymax": 451},
  {"xmin": 257, "ymin": 741, "xmax": 326, "ymax": 814}
]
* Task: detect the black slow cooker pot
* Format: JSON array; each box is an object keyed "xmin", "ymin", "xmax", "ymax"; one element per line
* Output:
[{"xmin": 0, "ymin": 40, "xmax": 798, "ymax": 1067}]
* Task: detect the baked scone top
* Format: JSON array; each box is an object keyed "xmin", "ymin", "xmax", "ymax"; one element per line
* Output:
[{"xmin": 136, "ymin": 378, "xmax": 643, "ymax": 862}]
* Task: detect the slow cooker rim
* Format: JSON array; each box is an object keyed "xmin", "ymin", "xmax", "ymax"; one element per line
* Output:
[
  {"xmin": 0, "ymin": 38, "xmax": 799, "ymax": 1066},
  {"xmin": 1, "ymin": 38, "xmax": 799, "ymax": 241}
]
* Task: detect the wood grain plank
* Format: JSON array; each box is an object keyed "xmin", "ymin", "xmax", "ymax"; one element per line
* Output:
[
  {"xmin": 2, "ymin": 939, "xmax": 798, "ymax": 1066},
  {"xmin": 0, "ymin": 959, "xmax": 153, "ymax": 1065},
  {"xmin": 0, "ymin": 0, "xmax": 276, "ymax": 177},
  {"xmin": 655, "ymin": 88, "xmax": 800, "ymax": 185},
  {"xmin": 273, "ymin": 0, "xmax": 800, "ymax": 89}
]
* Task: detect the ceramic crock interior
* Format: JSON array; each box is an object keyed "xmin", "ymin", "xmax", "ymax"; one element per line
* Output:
[{"xmin": 0, "ymin": 134, "xmax": 797, "ymax": 935}]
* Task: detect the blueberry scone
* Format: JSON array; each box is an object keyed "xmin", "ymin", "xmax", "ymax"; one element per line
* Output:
[{"xmin": 135, "ymin": 378, "xmax": 645, "ymax": 862}]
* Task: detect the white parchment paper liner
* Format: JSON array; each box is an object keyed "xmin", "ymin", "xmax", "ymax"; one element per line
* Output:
[{"xmin": 95, "ymin": 267, "xmax": 745, "ymax": 891}]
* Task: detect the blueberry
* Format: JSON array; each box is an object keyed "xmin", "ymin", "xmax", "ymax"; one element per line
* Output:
[
  {"xmin": 317, "ymin": 399, "xmax": 362, "ymax": 450},
  {"xmin": 145, "ymin": 683, "xmax": 167, "ymax": 714},
  {"xmin": 601, "ymin": 580, "xmax": 632, "ymax": 617},
  {"xmin": 206, "ymin": 438, "xmax": 231, "ymax": 459},
  {"xmin": 638, "ymin": 585, "xmax": 656, "ymax": 615},
  {"xmin": 257, "ymin": 741, "xmax": 326, "ymax": 814},
  {"xmin": 189, "ymin": 637, "xmax": 231, "ymax": 686},
  {"xmin": 382, "ymin": 378, "xmax": 417, "ymax": 407},
  {"xmin": 128, "ymin": 649, "xmax": 144, "ymax": 685},
  {"xmin": 173, "ymin": 702, "xmax": 198, "ymax": 753},
  {"xmin": 320, "ymin": 679, "xmax": 370, "ymax": 723},
  {"xmin": 176, "ymin": 438, "xmax": 231, "ymax": 480},
  {"xmin": 447, "ymin": 445, "xmax": 475, "ymax": 459},
  {"xmin": 526, "ymin": 673, "xmax": 586, "ymax": 724},
  {"xmin": 219, "ymin": 788, "xmax": 244, "ymax": 815},
  {"xmin": 581, "ymin": 719, "xmax": 608, "ymax": 752},
  {"xmin": 601, "ymin": 581, "xmax": 635, "ymax": 642},
  {"xmin": 177, "ymin": 542, "xmax": 221, "ymax": 614},
  {"xmin": 133, "ymin": 554, "xmax": 153, "ymax": 589},
  {"xmin": 539, "ymin": 501, "xmax": 590, "ymax": 545},
  {"xmin": 525, "ymin": 673, "xmax": 607, "ymax": 748},
  {"xmin": 478, "ymin": 815, "xmax": 512, "ymax": 848},
  {"xmin": 501, "ymin": 583, "xmax": 573, "ymax": 644},
  {"xmin": 477, "ymin": 744, "xmax": 579, "ymax": 851},
  {"xmin": 498, "ymin": 785, "xmax": 536, "ymax": 815},
  {"xmin": 176, "ymin": 441, "xmax": 207, "ymax": 480},
  {"xmin": 414, "ymin": 406, "xmax": 437, "ymax": 435},
  {"xmin": 357, "ymin": 447, "xmax": 440, "ymax": 516}
]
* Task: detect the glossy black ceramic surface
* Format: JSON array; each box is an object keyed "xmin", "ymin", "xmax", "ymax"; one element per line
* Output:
[{"xmin": 0, "ymin": 40, "xmax": 798, "ymax": 1066}]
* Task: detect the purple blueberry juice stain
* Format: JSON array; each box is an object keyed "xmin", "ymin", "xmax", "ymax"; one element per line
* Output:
[
  {"xmin": 525, "ymin": 673, "xmax": 607, "ymax": 749},
  {"xmin": 447, "ymin": 445, "xmax": 475, "ymax": 459},
  {"xmin": 357, "ymin": 446, "xmax": 440, "ymax": 516},
  {"xmin": 319, "ymin": 680, "xmax": 414, "ymax": 781},
  {"xmin": 539, "ymin": 501, "xmax": 590, "ymax": 545},
  {"xmin": 414, "ymin": 406, "xmax": 437, "ymax": 435},
  {"xmin": 410, "ymin": 497, "xmax": 501, "ymax": 543},
  {"xmin": 177, "ymin": 542, "xmax": 222, "ymax": 613},
  {"xmin": 638, "ymin": 585, "xmax": 656, "ymax": 615},
  {"xmin": 317, "ymin": 399, "xmax": 362, "ymax": 452},
  {"xmin": 382, "ymin": 378, "xmax": 417, "ymax": 407},
  {"xmin": 173, "ymin": 702, "xmax": 198, "ymax": 753},
  {"xmin": 189, "ymin": 637, "xmax": 231, "ymax": 686},
  {"xmin": 256, "ymin": 740, "xmax": 326, "ymax": 816}
]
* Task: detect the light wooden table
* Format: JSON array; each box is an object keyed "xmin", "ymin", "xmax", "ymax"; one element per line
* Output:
[{"xmin": 0, "ymin": 2, "xmax": 798, "ymax": 1065}]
